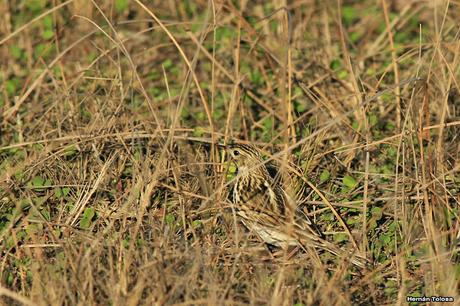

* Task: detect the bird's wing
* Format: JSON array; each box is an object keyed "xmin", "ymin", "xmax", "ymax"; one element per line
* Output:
[
  {"xmin": 237, "ymin": 179, "xmax": 286, "ymax": 226},
  {"xmin": 238, "ymin": 179, "xmax": 321, "ymax": 240}
]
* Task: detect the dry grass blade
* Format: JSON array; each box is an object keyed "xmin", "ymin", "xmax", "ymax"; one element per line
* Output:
[{"xmin": 1, "ymin": 1, "xmax": 459, "ymax": 305}]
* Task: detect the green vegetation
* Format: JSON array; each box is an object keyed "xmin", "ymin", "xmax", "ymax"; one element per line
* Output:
[{"xmin": 1, "ymin": 1, "xmax": 459, "ymax": 304}]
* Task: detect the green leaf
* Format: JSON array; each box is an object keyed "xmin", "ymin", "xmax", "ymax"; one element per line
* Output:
[
  {"xmin": 80, "ymin": 208, "xmax": 95, "ymax": 229},
  {"xmin": 212, "ymin": 109, "xmax": 224, "ymax": 120},
  {"xmin": 329, "ymin": 59, "xmax": 341, "ymax": 70},
  {"xmin": 33, "ymin": 43, "xmax": 53, "ymax": 59},
  {"xmin": 381, "ymin": 92, "xmax": 392, "ymax": 102},
  {"xmin": 386, "ymin": 146, "xmax": 397, "ymax": 158},
  {"xmin": 181, "ymin": 107, "xmax": 190, "ymax": 119},
  {"xmin": 349, "ymin": 31, "xmax": 361, "ymax": 43},
  {"xmin": 42, "ymin": 29, "xmax": 54, "ymax": 40},
  {"xmin": 10, "ymin": 45, "xmax": 23, "ymax": 60},
  {"xmin": 162, "ymin": 59, "xmax": 173, "ymax": 69},
  {"xmin": 26, "ymin": 223, "xmax": 43, "ymax": 235},
  {"xmin": 366, "ymin": 67, "xmax": 376, "ymax": 76},
  {"xmin": 368, "ymin": 113, "xmax": 378, "ymax": 126},
  {"xmin": 337, "ymin": 69, "xmax": 348, "ymax": 79},
  {"xmin": 32, "ymin": 143, "xmax": 44, "ymax": 151},
  {"xmin": 262, "ymin": 117, "xmax": 273, "ymax": 130},
  {"xmin": 53, "ymin": 228, "xmax": 61, "ymax": 238},
  {"xmin": 195, "ymin": 112, "xmax": 206, "ymax": 121},
  {"xmin": 80, "ymin": 219, "xmax": 91, "ymax": 230},
  {"xmin": 83, "ymin": 207, "xmax": 95, "ymax": 219},
  {"xmin": 199, "ymin": 81, "xmax": 210, "ymax": 90},
  {"xmin": 380, "ymin": 234, "xmax": 392, "ymax": 245},
  {"xmin": 26, "ymin": 0, "xmax": 47, "ymax": 12},
  {"xmin": 386, "ymin": 121, "xmax": 395, "ymax": 131},
  {"xmin": 371, "ymin": 206, "xmax": 383, "ymax": 220},
  {"xmin": 320, "ymin": 212, "xmax": 334, "ymax": 222},
  {"xmin": 192, "ymin": 126, "xmax": 206, "ymax": 137},
  {"xmin": 351, "ymin": 121, "xmax": 360, "ymax": 131},
  {"xmin": 63, "ymin": 145, "xmax": 78, "ymax": 157},
  {"xmin": 20, "ymin": 199, "xmax": 32, "ymax": 211},
  {"xmin": 343, "ymin": 175, "xmax": 357, "ymax": 189},
  {"xmin": 388, "ymin": 220, "xmax": 398, "ymax": 232},
  {"xmin": 54, "ymin": 187, "xmax": 70, "ymax": 199},
  {"xmin": 294, "ymin": 101, "xmax": 307, "ymax": 113},
  {"xmin": 41, "ymin": 208, "xmax": 50, "ymax": 221},
  {"xmin": 228, "ymin": 163, "xmax": 237, "ymax": 174},
  {"xmin": 6, "ymin": 78, "xmax": 19, "ymax": 96},
  {"xmin": 334, "ymin": 233, "xmax": 348, "ymax": 242},
  {"xmin": 342, "ymin": 6, "xmax": 357, "ymax": 25},
  {"xmin": 215, "ymin": 27, "xmax": 233, "ymax": 41},
  {"xmin": 319, "ymin": 169, "xmax": 330, "ymax": 183},
  {"xmin": 42, "ymin": 15, "xmax": 53, "ymax": 29},
  {"xmin": 192, "ymin": 220, "xmax": 202, "ymax": 228},
  {"xmin": 250, "ymin": 69, "xmax": 263, "ymax": 85},
  {"xmin": 226, "ymin": 162, "xmax": 237, "ymax": 181},
  {"xmin": 115, "ymin": 0, "xmax": 129, "ymax": 13},
  {"xmin": 29, "ymin": 176, "xmax": 48, "ymax": 191},
  {"xmin": 6, "ymin": 272, "xmax": 14, "ymax": 286},
  {"xmin": 165, "ymin": 213, "xmax": 175, "ymax": 225}
]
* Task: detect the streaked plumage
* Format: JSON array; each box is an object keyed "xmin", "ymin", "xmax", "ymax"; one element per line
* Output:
[{"xmin": 227, "ymin": 143, "xmax": 366, "ymax": 268}]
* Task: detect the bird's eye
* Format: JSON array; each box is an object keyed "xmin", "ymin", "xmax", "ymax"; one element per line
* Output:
[{"xmin": 233, "ymin": 150, "xmax": 240, "ymax": 156}]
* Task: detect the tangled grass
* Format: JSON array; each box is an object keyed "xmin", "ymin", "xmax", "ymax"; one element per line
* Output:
[{"xmin": 1, "ymin": 1, "xmax": 459, "ymax": 305}]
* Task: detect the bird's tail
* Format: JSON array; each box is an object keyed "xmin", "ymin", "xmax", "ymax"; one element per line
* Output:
[{"xmin": 302, "ymin": 237, "xmax": 370, "ymax": 268}]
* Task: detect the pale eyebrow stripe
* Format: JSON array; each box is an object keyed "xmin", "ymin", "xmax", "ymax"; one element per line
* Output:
[{"xmin": 238, "ymin": 144, "xmax": 262, "ymax": 157}]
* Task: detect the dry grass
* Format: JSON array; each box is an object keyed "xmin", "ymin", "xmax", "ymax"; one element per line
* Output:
[{"xmin": 1, "ymin": 0, "xmax": 459, "ymax": 305}]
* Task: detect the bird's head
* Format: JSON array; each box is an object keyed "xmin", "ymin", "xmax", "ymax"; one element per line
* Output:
[{"xmin": 226, "ymin": 143, "xmax": 264, "ymax": 172}]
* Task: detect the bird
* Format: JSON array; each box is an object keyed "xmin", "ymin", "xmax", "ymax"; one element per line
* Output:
[{"xmin": 226, "ymin": 143, "xmax": 367, "ymax": 268}]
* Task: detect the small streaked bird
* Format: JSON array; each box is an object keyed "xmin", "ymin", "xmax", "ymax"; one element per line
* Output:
[{"xmin": 226, "ymin": 143, "xmax": 367, "ymax": 268}]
